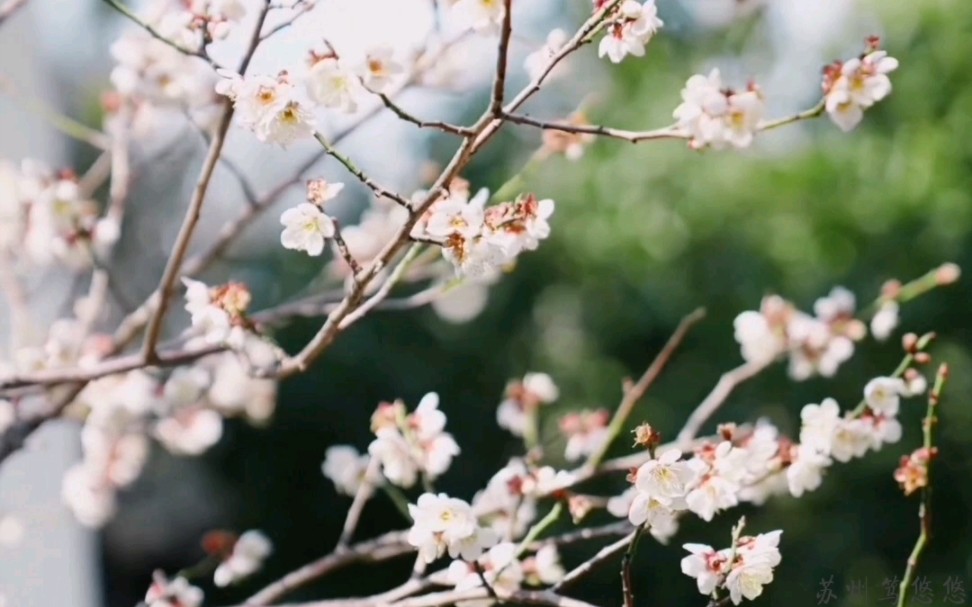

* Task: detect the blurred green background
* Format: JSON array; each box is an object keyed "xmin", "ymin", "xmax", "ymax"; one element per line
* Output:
[{"xmin": 98, "ymin": 1, "xmax": 972, "ymax": 606}]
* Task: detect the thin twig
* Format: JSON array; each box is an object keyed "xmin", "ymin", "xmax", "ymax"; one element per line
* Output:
[
  {"xmin": 311, "ymin": 132, "xmax": 412, "ymax": 209},
  {"xmin": 620, "ymin": 525, "xmax": 644, "ymax": 607},
  {"xmin": 259, "ymin": 0, "xmax": 314, "ymax": 41},
  {"xmin": 896, "ymin": 363, "xmax": 948, "ymax": 607},
  {"xmin": 552, "ymin": 531, "xmax": 636, "ymax": 592},
  {"xmin": 337, "ymin": 245, "xmax": 422, "ymax": 330},
  {"xmin": 376, "ymin": 92, "xmax": 472, "ymax": 136},
  {"xmin": 675, "ymin": 359, "xmax": 771, "ymax": 451},
  {"xmin": 101, "ymin": 0, "xmax": 217, "ymax": 66},
  {"xmin": 489, "ymin": 0, "xmax": 514, "ymax": 116},
  {"xmin": 336, "ymin": 459, "xmax": 380, "ymax": 549},
  {"xmin": 140, "ymin": 2, "xmax": 271, "ymax": 361},
  {"xmin": 244, "ymin": 531, "xmax": 413, "ymax": 606},
  {"xmin": 582, "ymin": 308, "xmax": 706, "ymax": 473}
]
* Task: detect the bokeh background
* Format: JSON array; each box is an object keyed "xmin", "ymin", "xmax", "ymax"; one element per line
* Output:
[{"xmin": 1, "ymin": 0, "xmax": 971, "ymax": 606}]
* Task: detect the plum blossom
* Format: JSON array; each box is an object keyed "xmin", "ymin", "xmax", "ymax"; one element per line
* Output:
[
  {"xmin": 496, "ymin": 372, "xmax": 559, "ymax": 437},
  {"xmin": 217, "ymin": 70, "xmax": 315, "ymax": 145},
  {"xmin": 368, "ymin": 393, "xmax": 460, "ymax": 488},
  {"xmin": 824, "ymin": 39, "xmax": 899, "ymax": 132},
  {"xmin": 523, "ymin": 545, "xmax": 565, "ymax": 586},
  {"xmin": 560, "ymin": 409, "xmax": 610, "ymax": 461},
  {"xmin": 306, "ymin": 56, "xmax": 363, "ymax": 113},
  {"xmin": 685, "ymin": 442, "xmax": 748, "ymax": 521},
  {"xmin": 407, "ymin": 493, "xmax": 498, "ymax": 563},
  {"xmin": 155, "ymin": 407, "xmax": 223, "ymax": 456},
  {"xmin": 673, "ymin": 69, "xmax": 765, "ymax": 150},
  {"xmin": 145, "ymin": 574, "xmax": 204, "ymax": 607},
  {"xmin": 358, "ymin": 47, "xmax": 403, "ymax": 92},
  {"xmin": 785, "ymin": 444, "xmax": 830, "ymax": 498},
  {"xmin": 598, "ymin": 1, "xmax": 663, "ymax": 64},
  {"xmin": 322, "ymin": 445, "xmax": 373, "ymax": 496},
  {"xmin": 280, "ymin": 203, "xmax": 336, "ymax": 256},
  {"xmin": 181, "ymin": 279, "xmax": 251, "ymax": 346},
  {"xmin": 633, "ymin": 448, "xmax": 701, "ymax": 506},
  {"xmin": 895, "ymin": 447, "xmax": 935, "ymax": 495},
  {"xmin": 446, "ymin": 542, "xmax": 523, "ymax": 606},
  {"xmin": 863, "ymin": 376, "xmax": 906, "ymax": 416},
  {"xmin": 214, "ymin": 530, "xmax": 273, "ymax": 587},
  {"xmin": 870, "ymin": 301, "xmax": 899, "ymax": 341},
  {"xmin": 798, "ymin": 399, "xmax": 842, "ymax": 455},
  {"xmin": 681, "ymin": 529, "xmax": 782, "ymax": 605}
]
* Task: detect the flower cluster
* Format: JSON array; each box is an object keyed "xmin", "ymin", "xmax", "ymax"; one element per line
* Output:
[
  {"xmin": 144, "ymin": 573, "xmax": 204, "ymax": 607},
  {"xmin": 182, "ymin": 278, "xmax": 258, "ymax": 348},
  {"xmin": 0, "ymin": 160, "xmax": 117, "ymax": 269},
  {"xmin": 733, "ymin": 287, "xmax": 868, "ymax": 380},
  {"xmin": 407, "ymin": 493, "xmax": 498, "ymax": 563},
  {"xmin": 216, "ymin": 69, "xmax": 316, "ymax": 146},
  {"xmin": 368, "ymin": 393, "xmax": 460, "ymax": 488},
  {"xmin": 322, "ymin": 444, "xmax": 374, "ymax": 497},
  {"xmin": 824, "ymin": 38, "xmax": 899, "ymax": 132},
  {"xmin": 681, "ymin": 528, "xmax": 782, "ymax": 605},
  {"xmin": 437, "ymin": 541, "xmax": 565, "ymax": 607},
  {"xmin": 598, "ymin": 0, "xmax": 663, "ymax": 64},
  {"xmin": 61, "ymin": 354, "xmax": 276, "ymax": 527},
  {"xmin": 894, "ymin": 446, "xmax": 936, "ymax": 495},
  {"xmin": 673, "ymin": 69, "xmax": 765, "ymax": 150},
  {"xmin": 472, "ymin": 458, "xmax": 574, "ymax": 538},
  {"xmin": 414, "ymin": 183, "xmax": 555, "ymax": 279}
]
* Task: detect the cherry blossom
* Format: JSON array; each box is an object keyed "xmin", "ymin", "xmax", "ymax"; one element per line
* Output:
[
  {"xmin": 307, "ymin": 56, "xmax": 363, "ymax": 114},
  {"xmin": 681, "ymin": 529, "xmax": 782, "ymax": 605},
  {"xmin": 785, "ymin": 444, "xmax": 831, "ymax": 498},
  {"xmin": 358, "ymin": 47, "xmax": 403, "ymax": 92},
  {"xmin": 368, "ymin": 394, "xmax": 460, "ymax": 488},
  {"xmin": 633, "ymin": 448, "xmax": 701, "ymax": 506},
  {"xmin": 560, "ymin": 409, "xmax": 610, "ymax": 462},
  {"xmin": 863, "ymin": 376, "xmax": 906, "ymax": 416}
]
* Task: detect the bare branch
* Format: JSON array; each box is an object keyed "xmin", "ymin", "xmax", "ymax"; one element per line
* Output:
[
  {"xmin": 376, "ymin": 92, "xmax": 473, "ymax": 136},
  {"xmin": 675, "ymin": 359, "xmax": 771, "ymax": 451},
  {"xmin": 552, "ymin": 531, "xmax": 636, "ymax": 592},
  {"xmin": 582, "ymin": 308, "xmax": 706, "ymax": 473},
  {"xmin": 140, "ymin": 3, "xmax": 272, "ymax": 362},
  {"xmin": 337, "ymin": 245, "xmax": 422, "ymax": 330},
  {"xmin": 244, "ymin": 531, "xmax": 413, "ymax": 606},
  {"xmin": 311, "ymin": 132, "xmax": 413, "ymax": 209},
  {"xmin": 260, "ymin": 0, "xmax": 314, "ymax": 41},
  {"xmin": 489, "ymin": 0, "xmax": 514, "ymax": 116}
]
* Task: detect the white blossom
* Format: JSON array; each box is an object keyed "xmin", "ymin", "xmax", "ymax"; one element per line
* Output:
[
  {"xmin": 524, "ymin": 29, "xmax": 569, "ymax": 81},
  {"xmin": 724, "ymin": 532, "xmax": 782, "ymax": 604},
  {"xmin": 214, "ymin": 530, "xmax": 273, "ymax": 587},
  {"xmin": 446, "ymin": 542, "xmax": 523, "ymax": 607},
  {"xmin": 307, "ymin": 57, "xmax": 362, "ymax": 114},
  {"xmin": 560, "ymin": 409, "xmax": 610, "ymax": 462},
  {"xmin": 322, "ymin": 445, "xmax": 372, "ymax": 496},
  {"xmin": 863, "ymin": 376, "xmax": 906, "ymax": 416},
  {"xmin": 280, "ymin": 203, "xmax": 336, "ymax": 256},
  {"xmin": 633, "ymin": 449, "xmax": 700, "ymax": 506},
  {"xmin": 870, "ymin": 301, "xmax": 899, "ymax": 341},
  {"xmin": 523, "ymin": 544, "xmax": 565, "ymax": 586},
  {"xmin": 145, "ymin": 575, "xmax": 204, "ymax": 607},
  {"xmin": 452, "ymin": 0, "xmax": 506, "ymax": 31},
  {"xmin": 824, "ymin": 47, "xmax": 899, "ymax": 132},
  {"xmin": 407, "ymin": 493, "xmax": 497, "ymax": 563},
  {"xmin": 155, "ymin": 408, "xmax": 223, "ymax": 456},
  {"xmin": 497, "ymin": 372, "xmax": 559, "ymax": 437},
  {"xmin": 681, "ymin": 543, "xmax": 727, "ymax": 595},
  {"xmin": 598, "ymin": 1, "xmax": 663, "ymax": 64},
  {"xmin": 358, "ymin": 47, "xmax": 403, "ymax": 92},
  {"xmin": 785, "ymin": 444, "xmax": 831, "ymax": 498},
  {"xmin": 673, "ymin": 69, "xmax": 765, "ymax": 150},
  {"xmin": 368, "ymin": 394, "xmax": 460, "ymax": 488},
  {"xmin": 798, "ymin": 398, "xmax": 841, "ymax": 455}
]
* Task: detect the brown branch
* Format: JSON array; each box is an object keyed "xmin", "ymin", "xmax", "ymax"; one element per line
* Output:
[
  {"xmin": 139, "ymin": 2, "xmax": 271, "ymax": 362},
  {"xmin": 244, "ymin": 531, "xmax": 413, "ymax": 606},
  {"xmin": 376, "ymin": 92, "xmax": 472, "ymax": 136},
  {"xmin": 582, "ymin": 308, "xmax": 706, "ymax": 473},
  {"xmin": 674, "ymin": 358, "xmax": 771, "ymax": 451},
  {"xmin": 260, "ymin": 0, "xmax": 314, "ymax": 41},
  {"xmin": 336, "ymin": 459, "xmax": 379, "ymax": 549},
  {"xmin": 620, "ymin": 526, "xmax": 644, "ymax": 607},
  {"xmin": 311, "ymin": 132, "xmax": 412, "ymax": 209},
  {"xmin": 552, "ymin": 531, "xmax": 636, "ymax": 592},
  {"xmin": 489, "ymin": 0, "xmax": 514, "ymax": 117}
]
